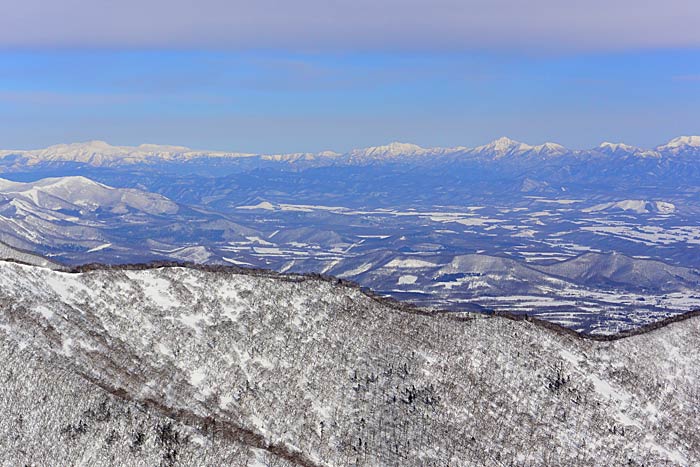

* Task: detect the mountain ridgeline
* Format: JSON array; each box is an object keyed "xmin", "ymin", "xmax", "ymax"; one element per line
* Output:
[
  {"xmin": 2, "ymin": 136, "xmax": 700, "ymax": 168},
  {"xmin": 0, "ymin": 252, "xmax": 698, "ymax": 465}
]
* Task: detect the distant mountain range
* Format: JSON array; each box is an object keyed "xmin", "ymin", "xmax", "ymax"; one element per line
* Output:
[
  {"xmin": 1, "ymin": 135, "xmax": 699, "ymax": 167},
  {"xmin": 1, "ymin": 134, "xmax": 699, "ymax": 335}
]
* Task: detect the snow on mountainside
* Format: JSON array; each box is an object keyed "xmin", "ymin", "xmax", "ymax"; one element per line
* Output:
[
  {"xmin": 0, "ymin": 176, "xmax": 178, "ymax": 215},
  {"xmin": 348, "ymin": 142, "xmax": 435, "ymax": 160},
  {"xmin": 261, "ymin": 150, "xmax": 342, "ymax": 162},
  {"xmin": 583, "ymin": 199, "xmax": 676, "ymax": 214},
  {"xmin": 353, "ymin": 142, "xmax": 427, "ymax": 156},
  {"xmin": 0, "ymin": 260, "xmax": 698, "ymax": 465},
  {"xmin": 2, "ymin": 136, "xmax": 698, "ymax": 167},
  {"xmin": 658, "ymin": 136, "xmax": 700, "ymax": 149},
  {"xmin": 656, "ymin": 136, "xmax": 700, "ymax": 156},
  {"xmin": 0, "ymin": 240, "xmax": 63, "ymax": 269},
  {"xmin": 471, "ymin": 136, "xmax": 534, "ymax": 157},
  {"xmin": 0, "ymin": 175, "xmax": 251, "ymax": 262},
  {"xmin": 528, "ymin": 141, "xmax": 568, "ymax": 156},
  {"xmin": 470, "ymin": 137, "xmax": 569, "ymax": 158},
  {"xmin": 0, "ymin": 330, "xmax": 249, "ymax": 466},
  {"xmin": 595, "ymin": 142, "xmax": 661, "ymax": 158},
  {"xmin": 330, "ymin": 249, "xmax": 700, "ymax": 333},
  {"xmin": 538, "ymin": 252, "xmax": 700, "ymax": 292}
]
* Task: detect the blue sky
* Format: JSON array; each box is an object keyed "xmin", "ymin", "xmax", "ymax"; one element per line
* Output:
[{"xmin": 1, "ymin": 1, "xmax": 699, "ymax": 152}]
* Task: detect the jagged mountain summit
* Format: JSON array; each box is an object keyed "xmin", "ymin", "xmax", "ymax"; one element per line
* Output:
[
  {"xmin": 1, "ymin": 136, "xmax": 699, "ymax": 168},
  {"xmin": 470, "ymin": 137, "xmax": 568, "ymax": 159},
  {"xmin": 0, "ymin": 258, "xmax": 697, "ymax": 465}
]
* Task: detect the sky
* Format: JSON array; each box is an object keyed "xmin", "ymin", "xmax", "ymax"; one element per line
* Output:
[{"xmin": 0, "ymin": 0, "xmax": 699, "ymax": 153}]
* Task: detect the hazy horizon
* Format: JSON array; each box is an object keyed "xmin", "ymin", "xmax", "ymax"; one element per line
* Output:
[{"xmin": 1, "ymin": 1, "xmax": 698, "ymax": 152}]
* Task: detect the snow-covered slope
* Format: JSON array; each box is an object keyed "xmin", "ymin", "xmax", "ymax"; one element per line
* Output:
[
  {"xmin": 0, "ymin": 240, "xmax": 63, "ymax": 269},
  {"xmin": 351, "ymin": 142, "xmax": 428, "ymax": 158},
  {"xmin": 0, "ymin": 176, "xmax": 178, "ymax": 254},
  {"xmin": 470, "ymin": 137, "xmax": 568, "ymax": 159},
  {"xmin": 0, "ymin": 176, "xmax": 178, "ymax": 215},
  {"xmin": 0, "ymin": 333, "xmax": 261, "ymax": 466},
  {"xmin": 582, "ymin": 199, "xmax": 676, "ymax": 214},
  {"xmin": 595, "ymin": 142, "xmax": 661, "ymax": 158},
  {"xmin": 0, "ymin": 175, "xmax": 260, "ymax": 264},
  {"xmin": 657, "ymin": 136, "xmax": 700, "ymax": 156},
  {"xmin": 0, "ymin": 260, "xmax": 697, "ymax": 465},
  {"xmin": 537, "ymin": 252, "xmax": 700, "ymax": 292}
]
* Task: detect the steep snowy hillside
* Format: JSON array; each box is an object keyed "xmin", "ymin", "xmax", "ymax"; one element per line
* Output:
[
  {"xmin": 0, "ymin": 260, "xmax": 697, "ymax": 465},
  {"xmin": 0, "ymin": 335, "xmax": 257, "ymax": 466}
]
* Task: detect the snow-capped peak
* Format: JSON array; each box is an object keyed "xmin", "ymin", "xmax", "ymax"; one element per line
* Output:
[
  {"xmin": 655, "ymin": 136, "xmax": 700, "ymax": 156},
  {"xmin": 42, "ymin": 140, "xmax": 123, "ymax": 154},
  {"xmin": 29, "ymin": 175, "xmax": 110, "ymax": 195},
  {"xmin": 659, "ymin": 136, "xmax": 700, "ymax": 149},
  {"xmin": 599, "ymin": 142, "xmax": 636, "ymax": 151},
  {"xmin": 597, "ymin": 142, "xmax": 661, "ymax": 158},
  {"xmin": 3, "ymin": 135, "xmax": 700, "ymax": 168},
  {"xmin": 530, "ymin": 142, "xmax": 568, "ymax": 156},
  {"xmin": 350, "ymin": 142, "xmax": 428, "ymax": 158},
  {"xmin": 471, "ymin": 137, "xmax": 535, "ymax": 158},
  {"xmin": 490, "ymin": 136, "xmax": 531, "ymax": 152}
]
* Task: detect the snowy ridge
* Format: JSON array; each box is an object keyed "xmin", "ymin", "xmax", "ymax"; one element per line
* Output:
[
  {"xmin": 0, "ymin": 140, "xmax": 257, "ymax": 166},
  {"xmin": 0, "ymin": 260, "xmax": 698, "ymax": 465},
  {"xmin": 0, "ymin": 176, "xmax": 183, "ymax": 257},
  {"xmin": 0, "ymin": 240, "xmax": 63, "ymax": 269},
  {"xmin": 658, "ymin": 135, "xmax": 700, "ymax": 149},
  {"xmin": 0, "ymin": 176, "xmax": 178, "ymax": 215},
  {"xmin": 656, "ymin": 136, "xmax": 700, "ymax": 157},
  {"xmin": 2, "ymin": 136, "xmax": 699, "ymax": 167}
]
